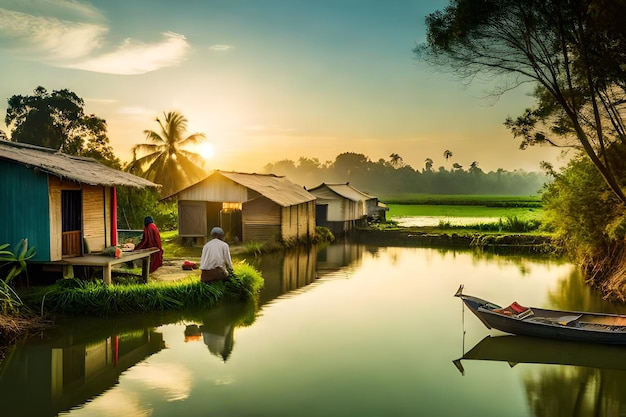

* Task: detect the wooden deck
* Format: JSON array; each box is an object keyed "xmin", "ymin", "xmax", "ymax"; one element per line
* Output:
[{"xmin": 60, "ymin": 248, "xmax": 160, "ymax": 285}]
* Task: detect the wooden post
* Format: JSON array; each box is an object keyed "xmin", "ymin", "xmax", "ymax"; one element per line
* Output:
[
  {"xmin": 142, "ymin": 257, "xmax": 151, "ymax": 283},
  {"xmin": 103, "ymin": 263, "xmax": 112, "ymax": 285}
]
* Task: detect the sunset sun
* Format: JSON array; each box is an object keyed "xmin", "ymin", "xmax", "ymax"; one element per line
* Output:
[{"xmin": 197, "ymin": 142, "xmax": 215, "ymax": 160}]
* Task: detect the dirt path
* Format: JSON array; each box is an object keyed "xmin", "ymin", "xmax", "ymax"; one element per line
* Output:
[{"xmin": 150, "ymin": 258, "xmax": 201, "ymax": 282}]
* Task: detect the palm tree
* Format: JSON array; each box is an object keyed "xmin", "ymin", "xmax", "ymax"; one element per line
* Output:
[
  {"xmin": 469, "ymin": 161, "xmax": 481, "ymax": 174},
  {"xmin": 424, "ymin": 158, "xmax": 434, "ymax": 172},
  {"xmin": 443, "ymin": 149, "xmax": 453, "ymax": 171},
  {"xmin": 389, "ymin": 153, "xmax": 403, "ymax": 168},
  {"xmin": 129, "ymin": 111, "xmax": 207, "ymax": 196}
]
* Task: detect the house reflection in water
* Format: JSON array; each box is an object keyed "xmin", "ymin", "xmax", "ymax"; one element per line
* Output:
[
  {"xmin": 0, "ymin": 328, "xmax": 164, "ymax": 417},
  {"xmin": 254, "ymin": 242, "xmax": 365, "ymax": 304},
  {"xmin": 316, "ymin": 242, "xmax": 364, "ymax": 277},
  {"xmin": 256, "ymin": 244, "xmax": 318, "ymax": 304}
]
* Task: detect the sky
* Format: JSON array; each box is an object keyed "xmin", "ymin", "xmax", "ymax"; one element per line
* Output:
[{"xmin": 0, "ymin": 0, "xmax": 566, "ymax": 174}]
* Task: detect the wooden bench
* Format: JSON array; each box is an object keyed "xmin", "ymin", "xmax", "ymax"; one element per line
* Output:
[{"xmin": 61, "ymin": 248, "xmax": 160, "ymax": 285}]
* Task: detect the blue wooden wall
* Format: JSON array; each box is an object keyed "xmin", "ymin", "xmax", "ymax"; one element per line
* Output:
[{"xmin": 0, "ymin": 160, "xmax": 51, "ymax": 261}]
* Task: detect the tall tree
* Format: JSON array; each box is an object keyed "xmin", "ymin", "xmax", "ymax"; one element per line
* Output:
[
  {"xmin": 4, "ymin": 86, "xmax": 119, "ymax": 166},
  {"xmin": 129, "ymin": 111, "xmax": 206, "ymax": 196},
  {"xmin": 333, "ymin": 152, "xmax": 371, "ymax": 181},
  {"xmin": 424, "ymin": 157, "xmax": 434, "ymax": 172},
  {"xmin": 443, "ymin": 149, "xmax": 453, "ymax": 169},
  {"xmin": 389, "ymin": 153, "xmax": 403, "ymax": 168},
  {"xmin": 416, "ymin": 0, "xmax": 626, "ymax": 205}
]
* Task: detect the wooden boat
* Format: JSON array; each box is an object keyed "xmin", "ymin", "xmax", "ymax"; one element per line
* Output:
[
  {"xmin": 455, "ymin": 285, "xmax": 626, "ymax": 345},
  {"xmin": 453, "ymin": 335, "xmax": 626, "ymax": 375}
]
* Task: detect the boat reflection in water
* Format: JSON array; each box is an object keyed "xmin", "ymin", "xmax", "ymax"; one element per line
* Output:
[
  {"xmin": 454, "ymin": 335, "xmax": 626, "ymax": 374},
  {"xmin": 454, "ymin": 335, "xmax": 626, "ymax": 416}
]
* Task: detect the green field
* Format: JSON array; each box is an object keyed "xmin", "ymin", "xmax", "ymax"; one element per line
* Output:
[
  {"xmin": 386, "ymin": 204, "xmax": 542, "ymax": 221},
  {"xmin": 379, "ymin": 195, "xmax": 545, "ymax": 233},
  {"xmin": 380, "ymin": 194, "xmax": 542, "ymax": 208}
]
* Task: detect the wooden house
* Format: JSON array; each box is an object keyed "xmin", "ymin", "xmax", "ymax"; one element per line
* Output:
[
  {"xmin": 0, "ymin": 141, "xmax": 157, "ymax": 262},
  {"xmin": 307, "ymin": 182, "xmax": 387, "ymax": 235},
  {"xmin": 169, "ymin": 170, "xmax": 316, "ymax": 244}
]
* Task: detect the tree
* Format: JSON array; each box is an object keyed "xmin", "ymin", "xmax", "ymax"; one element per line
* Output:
[
  {"xmin": 443, "ymin": 149, "xmax": 453, "ymax": 169},
  {"xmin": 4, "ymin": 86, "xmax": 119, "ymax": 167},
  {"xmin": 129, "ymin": 111, "xmax": 207, "ymax": 197},
  {"xmin": 424, "ymin": 157, "xmax": 434, "ymax": 172},
  {"xmin": 469, "ymin": 161, "xmax": 482, "ymax": 174},
  {"xmin": 333, "ymin": 152, "xmax": 371, "ymax": 180},
  {"xmin": 416, "ymin": 0, "xmax": 626, "ymax": 205},
  {"xmin": 389, "ymin": 153, "xmax": 403, "ymax": 168}
]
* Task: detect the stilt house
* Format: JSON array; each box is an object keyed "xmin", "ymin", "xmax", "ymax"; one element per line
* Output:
[{"xmin": 0, "ymin": 141, "xmax": 157, "ymax": 262}]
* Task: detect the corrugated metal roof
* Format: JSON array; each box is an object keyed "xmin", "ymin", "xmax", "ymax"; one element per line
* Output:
[
  {"xmin": 172, "ymin": 170, "xmax": 316, "ymax": 207},
  {"xmin": 309, "ymin": 183, "xmax": 375, "ymax": 202},
  {"xmin": 0, "ymin": 140, "xmax": 158, "ymax": 188},
  {"xmin": 217, "ymin": 171, "xmax": 316, "ymax": 206}
]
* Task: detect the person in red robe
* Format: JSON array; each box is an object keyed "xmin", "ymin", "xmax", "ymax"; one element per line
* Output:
[{"xmin": 135, "ymin": 216, "xmax": 163, "ymax": 272}]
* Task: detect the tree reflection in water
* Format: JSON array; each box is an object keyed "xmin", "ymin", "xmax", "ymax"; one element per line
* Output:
[{"xmin": 524, "ymin": 366, "xmax": 626, "ymax": 417}]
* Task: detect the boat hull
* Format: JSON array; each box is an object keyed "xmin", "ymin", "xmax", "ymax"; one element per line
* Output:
[{"xmin": 457, "ymin": 293, "xmax": 626, "ymax": 345}]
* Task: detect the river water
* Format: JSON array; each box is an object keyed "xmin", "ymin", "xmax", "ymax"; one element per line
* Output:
[{"xmin": 2, "ymin": 242, "xmax": 626, "ymax": 417}]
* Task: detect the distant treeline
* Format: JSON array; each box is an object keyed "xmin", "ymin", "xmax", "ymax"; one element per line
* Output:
[{"xmin": 264, "ymin": 152, "xmax": 549, "ymax": 197}]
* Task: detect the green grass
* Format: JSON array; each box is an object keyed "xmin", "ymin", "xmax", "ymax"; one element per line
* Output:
[
  {"xmin": 381, "ymin": 194, "xmax": 542, "ymax": 207},
  {"xmin": 21, "ymin": 262, "xmax": 264, "ymax": 316},
  {"xmin": 386, "ymin": 204, "xmax": 542, "ymax": 221}
]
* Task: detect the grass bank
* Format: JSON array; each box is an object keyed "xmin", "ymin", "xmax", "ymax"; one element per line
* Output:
[{"xmin": 20, "ymin": 262, "xmax": 264, "ymax": 317}]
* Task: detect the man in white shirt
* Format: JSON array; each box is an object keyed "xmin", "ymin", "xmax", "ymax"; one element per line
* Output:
[{"xmin": 200, "ymin": 227, "xmax": 233, "ymax": 283}]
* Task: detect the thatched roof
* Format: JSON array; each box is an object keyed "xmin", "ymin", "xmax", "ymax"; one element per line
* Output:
[
  {"xmin": 0, "ymin": 140, "xmax": 158, "ymax": 188},
  {"xmin": 169, "ymin": 170, "xmax": 315, "ymax": 206}
]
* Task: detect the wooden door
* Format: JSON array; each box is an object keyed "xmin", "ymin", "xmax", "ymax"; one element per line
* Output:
[{"xmin": 62, "ymin": 190, "xmax": 82, "ymax": 257}]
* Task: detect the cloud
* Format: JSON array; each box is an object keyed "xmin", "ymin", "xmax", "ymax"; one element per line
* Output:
[
  {"xmin": 77, "ymin": 390, "xmax": 151, "ymax": 417},
  {"xmin": 66, "ymin": 31, "xmax": 189, "ymax": 75},
  {"xmin": 0, "ymin": 8, "xmax": 107, "ymax": 60},
  {"xmin": 0, "ymin": 7, "xmax": 190, "ymax": 74},
  {"xmin": 125, "ymin": 362, "xmax": 192, "ymax": 402},
  {"xmin": 209, "ymin": 44, "xmax": 234, "ymax": 52}
]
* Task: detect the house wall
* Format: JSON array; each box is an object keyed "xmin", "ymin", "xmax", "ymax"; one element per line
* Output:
[
  {"xmin": 0, "ymin": 160, "xmax": 51, "ymax": 261},
  {"xmin": 242, "ymin": 197, "xmax": 281, "ymax": 243},
  {"xmin": 309, "ymin": 187, "xmax": 363, "ymax": 222},
  {"xmin": 281, "ymin": 200, "xmax": 316, "ymax": 242},
  {"xmin": 178, "ymin": 200, "xmax": 208, "ymax": 237},
  {"xmin": 82, "ymin": 185, "xmax": 111, "ymax": 252},
  {"xmin": 177, "ymin": 175, "xmax": 248, "ymax": 202},
  {"xmin": 48, "ymin": 177, "xmax": 65, "ymax": 261},
  {"xmin": 48, "ymin": 178, "xmax": 112, "ymax": 257}
]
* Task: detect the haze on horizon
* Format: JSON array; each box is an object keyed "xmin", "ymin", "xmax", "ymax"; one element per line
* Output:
[{"xmin": 0, "ymin": 0, "xmax": 566, "ymax": 175}]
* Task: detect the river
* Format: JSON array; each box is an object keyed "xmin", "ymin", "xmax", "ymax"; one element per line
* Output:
[{"xmin": 2, "ymin": 242, "xmax": 626, "ymax": 417}]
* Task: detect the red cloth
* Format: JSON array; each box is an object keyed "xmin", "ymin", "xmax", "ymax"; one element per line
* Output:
[{"xmin": 135, "ymin": 223, "xmax": 163, "ymax": 272}]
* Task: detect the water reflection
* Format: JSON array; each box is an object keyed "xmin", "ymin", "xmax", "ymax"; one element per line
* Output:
[
  {"xmin": 182, "ymin": 303, "xmax": 252, "ymax": 362},
  {"xmin": 455, "ymin": 335, "xmax": 626, "ymax": 416},
  {"xmin": 2, "ymin": 242, "xmax": 619, "ymax": 417},
  {"xmin": 455, "ymin": 335, "xmax": 626, "ymax": 373},
  {"xmin": 249, "ymin": 245, "xmax": 318, "ymax": 304},
  {"xmin": 0, "ymin": 326, "xmax": 164, "ymax": 416}
]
